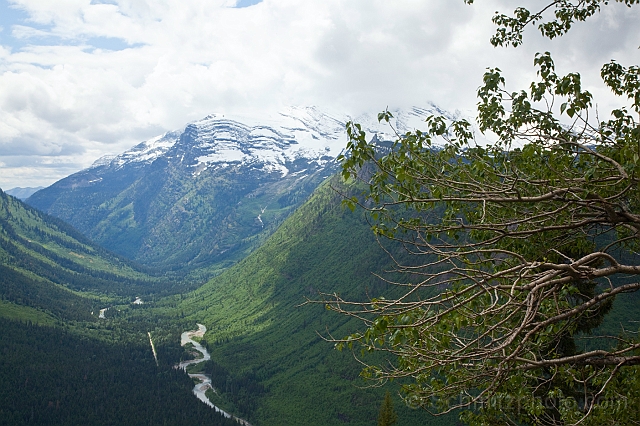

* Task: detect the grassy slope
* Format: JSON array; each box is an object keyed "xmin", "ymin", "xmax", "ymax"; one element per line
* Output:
[
  {"xmin": 169, "ymin": 177, "xmax": 458, "ymax": 426},
  {"xmin": 0, "ymin": 299, "xmax": 57, "ymax": 326},
  {"xmin": 0, "ymin": 189, "xmax": 144, "ymax": 278}
]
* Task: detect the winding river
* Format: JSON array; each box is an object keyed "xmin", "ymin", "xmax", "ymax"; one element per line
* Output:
[{"xmin": 178, "ymin": 324, "xmax": 252, "ymax": 426}]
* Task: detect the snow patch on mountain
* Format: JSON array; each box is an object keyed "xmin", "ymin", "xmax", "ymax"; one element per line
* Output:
[
  {"xmin": 92, "ymin": 104, "xmax": 463, "ymax": 178},
  {"xmin": 91, "ymin": 129, "xmax": 183, "ymax": 169},
  {"xmin": 91, "ymin": 154, "xmax": 117, "ymax": 168}
]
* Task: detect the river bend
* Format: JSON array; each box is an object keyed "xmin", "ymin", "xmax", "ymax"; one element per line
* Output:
[{"xmin": 178, "ymin": 324, "xmax": 251, "ymax": 426}]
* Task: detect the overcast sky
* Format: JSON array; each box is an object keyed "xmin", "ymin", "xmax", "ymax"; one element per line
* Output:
[{"xmin": 0, "ymin": 0, "xmax": 638, "ymax": 189}]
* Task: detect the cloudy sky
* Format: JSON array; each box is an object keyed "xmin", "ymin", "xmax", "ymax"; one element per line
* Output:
[{"xmin": 0, "ymin": 0, "xmax": 638, "ymax": 189}]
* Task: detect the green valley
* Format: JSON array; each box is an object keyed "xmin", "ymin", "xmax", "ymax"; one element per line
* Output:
[
  {"xmin": 141, "ymin": 176, "xmax": 457, "ymax": 425},
  {"xmin": 1, "ymin": 175, "xmax": 458, "ymax": 425}
]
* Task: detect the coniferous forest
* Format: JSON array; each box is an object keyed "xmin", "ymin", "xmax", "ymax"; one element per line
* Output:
[{"xmin": 0, "ymin": 318, "xmax": 237, "ymax": 426}]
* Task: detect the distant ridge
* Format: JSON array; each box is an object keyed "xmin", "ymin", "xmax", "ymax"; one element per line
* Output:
[{"xmin": 5, "ymin": 186, "xmax": 44, "ymax": 200}]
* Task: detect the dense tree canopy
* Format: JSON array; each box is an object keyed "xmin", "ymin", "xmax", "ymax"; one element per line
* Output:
[{"xmin": 325, "ymin": 1, "xmax": 640, "ymax": 425}]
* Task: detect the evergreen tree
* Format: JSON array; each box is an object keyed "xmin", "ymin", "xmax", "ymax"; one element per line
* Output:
[{"xmin": 377, "ymin": 391, "xmax": 398, "ymax": 426}]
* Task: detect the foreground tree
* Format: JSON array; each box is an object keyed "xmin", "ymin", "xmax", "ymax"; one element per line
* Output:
[{"xmin": 324, "ymin": 1, "xmax": 640, "ymax": 425}]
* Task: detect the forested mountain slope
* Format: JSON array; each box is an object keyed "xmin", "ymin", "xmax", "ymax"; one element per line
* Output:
[
  {"xmin": 0, "ymin": 188, "xmax": 165, "ymax": 323},
  {"xmin": 151, "ymin": 176, "xmax": 457, "ymax": 426}
]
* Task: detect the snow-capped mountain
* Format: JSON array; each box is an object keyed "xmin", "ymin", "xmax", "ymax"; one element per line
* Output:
[
  {"xmin": 91, "ymin": 104, "xmax": 455, "ymax": 176},
  {"xmin": 27, "ymin": 105, "xmax": 455, "ymax": 275}
]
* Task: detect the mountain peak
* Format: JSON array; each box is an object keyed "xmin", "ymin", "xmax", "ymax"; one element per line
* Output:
[{"xmin": 93, "ymin": 105, "xmax": 453, "ymax": 178}]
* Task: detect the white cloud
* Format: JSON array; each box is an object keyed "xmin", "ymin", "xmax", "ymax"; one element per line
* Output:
[{"xmin": 0, "ymin": 0, "xmax": 638, "ymax": 189}]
